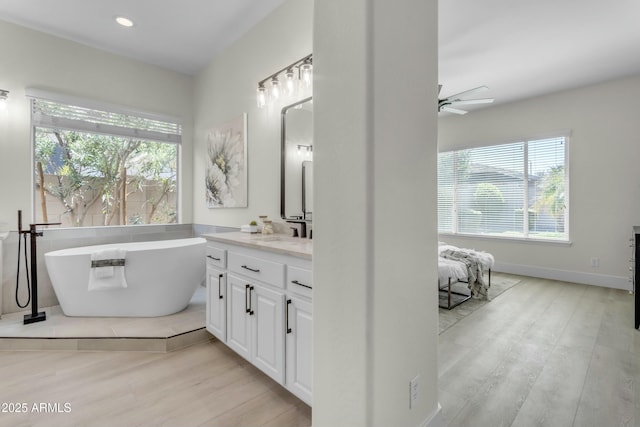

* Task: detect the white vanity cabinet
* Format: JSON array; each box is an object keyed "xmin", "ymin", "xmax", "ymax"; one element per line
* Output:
[
  {"xmin": 285, "ymin": 268, "xmax": 313, "ymax": 405},
  {"xmin": 204, "ymin": 233, "xmax": 313, "ymax": 406},
  {"xmin": 205, "ymin": 263, "xmax": 226, "ymax": 341},
  {"xmin": 226, "ymin": 274, "xmax": 253, "ymax": 360},
  {"xmin": 227, "ymin": 248, "xmax": 286, "ymax": 383},
  {"xmin": 248, "ymin": 279, "xmax": 285, "ymax": 382},
  {"xmin": 205, "ymin": 244, "xmax": 228, "ymax": 341},
  {"xmin": 226, "ymin": 272, "xmax": 285, "ymax": 383}
]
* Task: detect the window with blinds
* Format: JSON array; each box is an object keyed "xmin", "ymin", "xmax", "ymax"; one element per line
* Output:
[
  {"xmin": 31, "ymin": 98, "xmax": 182, "ymax": 143},
  {"xmin": 30, "ymin": 91, "xmax": 181, "ymax": 228},
  {"xmin": 438, "ymin": 136, "xmax": 568, "ymax": 241}
]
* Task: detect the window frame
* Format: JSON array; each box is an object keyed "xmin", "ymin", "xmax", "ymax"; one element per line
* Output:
[
  {"xmin": 28, "ymin": 88, "xmax": 182, "ymax": 227},
  {"xmin": 438, "ymin": 133, "xmax": 570, "ymax": 243}
]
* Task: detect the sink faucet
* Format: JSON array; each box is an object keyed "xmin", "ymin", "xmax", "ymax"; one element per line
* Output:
[{"xmin": 286, "ymin": 219, "xmax": 307, "ymax": 238}]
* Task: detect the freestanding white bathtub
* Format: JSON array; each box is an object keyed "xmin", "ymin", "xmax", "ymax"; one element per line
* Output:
[{"xmin": 44, "ymin": 237, "xmax": 206, "ymax": 317}]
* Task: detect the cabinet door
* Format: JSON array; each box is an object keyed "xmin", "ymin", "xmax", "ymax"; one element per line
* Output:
[
  {"xmin": 285, "ymin": 296, "xmax": 313, "ymax": 405},
  {"xmin": 206, "ymin": 264, "xmax": 226, "ymax": 341},
  {"xmin": 252, "ymin": 284, "xmax": 285, "ymax": 384},
  {"xmin": 226, "ymin": 274, "xmax": 252, "ymax": 361}
]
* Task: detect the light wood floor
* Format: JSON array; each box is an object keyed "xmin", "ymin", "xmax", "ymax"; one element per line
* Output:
[
  {"xmin": 0, "ymin": 275, "xmax": 634, "ymax": 427},
  {"xmin": 439, "ymin": 275, "xmax": 639, "ymax": 427},
  {"xmin": 0, "ymin": 339, "xmax": 311, "ymax": 427}
]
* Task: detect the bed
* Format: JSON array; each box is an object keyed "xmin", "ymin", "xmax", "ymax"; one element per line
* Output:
[{"xmin": 438, "ymin": 242, "xmax": 494, "ymax": 309}]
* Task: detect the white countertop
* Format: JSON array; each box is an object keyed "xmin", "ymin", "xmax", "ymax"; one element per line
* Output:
[{"xmin": 203, "ymin": 231, "xmax": 312, "ymax": 260}]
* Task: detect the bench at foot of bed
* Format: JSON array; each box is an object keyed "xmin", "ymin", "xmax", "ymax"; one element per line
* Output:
[
  {"xmin": 438, "ymin": 269, "xmax": 492, "ymax": 310},
  {"xmin": 438, "ymin": 277, "xmax": 471, "ymax": 310}
]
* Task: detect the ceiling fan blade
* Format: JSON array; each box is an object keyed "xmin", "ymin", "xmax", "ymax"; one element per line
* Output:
[
  {"xmin": 450, "ymin": 98, "xmax": 495, "ymax": 106},
  {"xmin": 440, "ymin": 106, "xmax": 468, "ymax": 115},
  {"xmin": 444, "ymin": 85, "xmax": 489, "ymax": 102}
]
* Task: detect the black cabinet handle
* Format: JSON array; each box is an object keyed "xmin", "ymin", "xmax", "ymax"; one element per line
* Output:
[
  {"xmin": 291, "ymin": 279, "xmax": 312, "ymax": 289},
  {"xmin": 286, "ymin": 299, "xmax": 292, "ymax": 334},
  {"xmin": 245, "ymin": 284, "xmax": 251, "ymax": 314},
  {"xmin": 241, "ymin": 265, "xmax": 260, "ymax": 273},
  {"xmin": 207, "ymin": 255, "xmax": 221, "ymax": 261},
  {"xmin": 249, "ymin": 286, "xmax": 254, "ymax": 315},
  {"xmin": 245, "ymin": 284, "xmax": 254, "ymax": 315},
  {"xmin": 218, "ymin": 274, "xmax": 223, "ymax": 299}
]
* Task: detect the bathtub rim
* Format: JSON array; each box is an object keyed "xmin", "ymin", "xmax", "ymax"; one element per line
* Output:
[{"xmin": 44, "ymin": 237, "xmax": 206, "ymax": 257}]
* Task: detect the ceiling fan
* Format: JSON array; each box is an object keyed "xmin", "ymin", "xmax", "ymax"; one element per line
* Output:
[{"xmin": 438, "ymin": 85, "xmax": 494, "ymax": 115}]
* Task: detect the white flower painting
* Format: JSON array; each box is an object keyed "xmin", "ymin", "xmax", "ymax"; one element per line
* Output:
[{"xmin": 205, "ymin": 114, "xmax": 247, "ymax": 208}]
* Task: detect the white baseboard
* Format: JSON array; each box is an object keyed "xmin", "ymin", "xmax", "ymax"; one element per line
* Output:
[
  {"xmin": 494, "ymin": 262, "xmax": 632, "ymax": 291},
  {"xmin": 420, "ymin": 403, "xmax": 444, "ymax": 427}
]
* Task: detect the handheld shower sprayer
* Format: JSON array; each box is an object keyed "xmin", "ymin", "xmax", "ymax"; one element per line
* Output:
[{"xmin": 15, "ymin": 210, "xmax": 61, "ymax": 324}]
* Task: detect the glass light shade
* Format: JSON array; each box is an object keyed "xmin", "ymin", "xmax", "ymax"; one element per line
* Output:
[
  {"xmin": 300, "ymin": 61, "xmax": 313, "ymax": 88},
  {"xmin": 0, "ymin": 91, "xmax": 8, "ymax": 111},
  {"xmin": 270, "ymin": 77, "xmax": 280, "ymax": 101},
  {"xmin": 256, "ymin": 85, "xmax": 266, "ymax": 109},
  {"xmin": 285, "ymin": 69, "xmax": 296, "ymax": 97}
]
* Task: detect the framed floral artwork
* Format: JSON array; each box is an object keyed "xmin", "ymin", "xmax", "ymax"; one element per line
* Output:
[{"xmin": 205, "ymin": 113, "xmax": 247, "ymax": 208}]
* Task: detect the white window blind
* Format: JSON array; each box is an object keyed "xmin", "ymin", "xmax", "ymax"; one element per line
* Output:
[
  {"xmin": 438, "ymin": 136, "xmax": 568, "ymax": 241},
  {"xmin": 27, "ymin": 89, "xmax": 182, "ymax": 144}
]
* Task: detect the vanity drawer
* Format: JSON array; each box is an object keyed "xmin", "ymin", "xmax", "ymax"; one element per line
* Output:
[
  {"xmin": 206, "ymin": 245, "xmax": 227, "ymax": 268},
  {"xmin": 287, "ymin": 266, "xmax": 312, "ymax": 298},
  {"xmin": 228, "ymin": 251, "xmax": 285, "ymax": 288}
]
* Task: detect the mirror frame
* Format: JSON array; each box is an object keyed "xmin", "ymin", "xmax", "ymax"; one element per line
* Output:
[{"xmin": 280, "ymin": 96, "xmax": 313, "ymax": 221}]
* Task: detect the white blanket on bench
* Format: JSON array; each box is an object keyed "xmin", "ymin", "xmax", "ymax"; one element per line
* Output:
[{"xmin": 438, "ymin": 243, "xmax": 494, "ymax": 300}]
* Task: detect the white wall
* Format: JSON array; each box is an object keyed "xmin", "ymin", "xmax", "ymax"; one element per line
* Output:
[
  {"xmin": 0, "ymin": 20, "xmax": 194, "ymax": 314},
  {"xmin": 192, "ymin": 0, "xmax": 313, "ymax": 227},
  {"xmin": 313, "ymin": 1, "xmax": 441, "ymax": 426},
  {"xmin": 439, "ymin": 74, "xmax": 640, "ymax": 290},
  {"xmin": 0, "ymin": 20, "xmax": 194, "ymax": 225}
]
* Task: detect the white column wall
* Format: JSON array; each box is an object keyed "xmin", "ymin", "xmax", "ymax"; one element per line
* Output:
[{"xmin": 313, "ymin": 1, "xmax": 441, "ymax": 426}]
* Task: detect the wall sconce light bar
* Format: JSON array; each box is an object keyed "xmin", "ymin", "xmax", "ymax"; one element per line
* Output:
[{"xmin": 257, "ymin": 54, "xmax": 312, "ymax": 108}]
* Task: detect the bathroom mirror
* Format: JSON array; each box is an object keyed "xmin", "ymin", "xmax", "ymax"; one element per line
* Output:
[{"xmin": 281, "ymin": 97, "xmax": 313, "ymax": 223}]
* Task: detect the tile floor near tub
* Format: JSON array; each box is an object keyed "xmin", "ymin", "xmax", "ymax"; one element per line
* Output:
[{"xmin": 0, "ymin": 286, "xmax": 208, "ymax": 352}]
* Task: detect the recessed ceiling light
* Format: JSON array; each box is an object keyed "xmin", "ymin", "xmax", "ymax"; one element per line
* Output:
[{"xmin": 115, "ymin": 16, "xmax": 134, "ymax": 28}]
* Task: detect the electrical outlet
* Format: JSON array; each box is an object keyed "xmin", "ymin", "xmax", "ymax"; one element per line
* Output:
[
  {"xmin": 409, "ymin": 375, "xmax": 420, "ymax": 409},
  {"xmin": 590, "ymin": 257, "xmax": 599, "ymax": 268}
]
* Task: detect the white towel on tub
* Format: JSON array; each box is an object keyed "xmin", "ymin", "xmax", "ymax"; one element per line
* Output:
[{"xmin": 88, "ymin": 249, "xmax": 128, "ymax": 291}]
